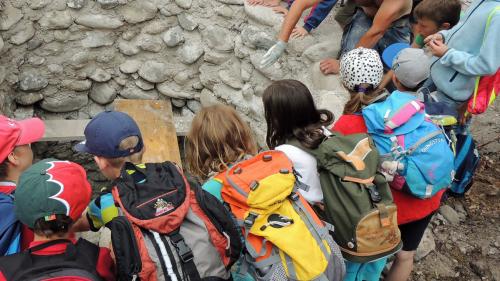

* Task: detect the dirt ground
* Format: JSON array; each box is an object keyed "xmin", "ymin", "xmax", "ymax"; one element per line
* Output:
[{"xmin": 410, "ymin": 150, "xmax": 500, "ymax": 281}]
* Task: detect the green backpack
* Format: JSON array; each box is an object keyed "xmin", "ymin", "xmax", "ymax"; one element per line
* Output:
[{"xmin": 289, "ymin": 131, "xmax": 402, "ymax": 263}]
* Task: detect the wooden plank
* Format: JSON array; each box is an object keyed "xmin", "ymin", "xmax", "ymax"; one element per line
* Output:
[
  {"xmin": 41, "ymin": 116, "xmax": 190, "ymax": 142},
  {"xmin": 113, "ymin": 99, "xmax": 182, "ymax": 165},
  {"xmin": 42, "ymin": 119, "xmax": 90, "ymax": 142}
]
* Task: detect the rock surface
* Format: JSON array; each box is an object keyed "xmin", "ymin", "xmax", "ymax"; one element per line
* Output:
[
  {"xmin": 90, "ymin": 82, "xmax": 117, "ymax": 105},
  {"xmin": 439, "ymin": 205, "xmax": 462, "ymax": 225},
  {"xmin": 163, "ymin": 26, "xmax": 185, "ymax": 47},
  {"xmin": 177, "ymin": 41, "xmax": 204, "ymax": 65},
  {"xmin": 0, "ymin": 0, "xmax": 353, "ymax": 148},
  {"xmin": 138, "ymin": 61, "xmax": 170, "ymax": 83},
  {"xmin": 75, "ymin": 14, "xmax": 124, "ymax": 29},
  {"xmin": 19, "ymin": 73, "xmax": 49, "ymax": 92}
]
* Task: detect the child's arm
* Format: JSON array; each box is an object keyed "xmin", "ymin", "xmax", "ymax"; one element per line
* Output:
[
  {"xmin": 430, "ymin": 15, "xmax": 500, "ymax": 76},
  {"xmin": 302, "ymin": 0, "xmax": 337, "ymax": 33},
  {"xmin": 261, "ymin": 0, "xmax": 321, "ymax": 67},
  {"xmin": 378, "ymin": 70, "xmax": 394, "ymax": 90},
  {"xmin": 278, "ymin": 0, "xmax": 321, "ymax": 42}
]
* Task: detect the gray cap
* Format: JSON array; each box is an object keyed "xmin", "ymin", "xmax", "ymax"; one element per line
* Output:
[{"xmin": 392, "ymin": 48, "xmax": 431, "ymax": 89}]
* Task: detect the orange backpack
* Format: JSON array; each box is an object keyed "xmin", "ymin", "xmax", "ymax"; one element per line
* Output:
[{"xmin": 217, "ymin": 151, "xmax": 345, "ymax": 281}]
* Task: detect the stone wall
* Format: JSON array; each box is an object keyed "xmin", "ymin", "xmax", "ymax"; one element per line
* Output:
[{"xmin": 0, "ymin": 0, "xmax": 348, "ymax": 147}]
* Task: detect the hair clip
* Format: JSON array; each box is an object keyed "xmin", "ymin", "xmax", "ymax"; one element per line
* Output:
[
  {"xmin": 354, "ymin": 85, "xmax": 372, "ymax": 93},
  {"xmin": 44, "ymin": 214, "xmax": 57, "ymax": 221}
]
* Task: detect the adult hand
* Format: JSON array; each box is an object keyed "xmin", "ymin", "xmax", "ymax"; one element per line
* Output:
[
  {"xmin": 272, "ymin": 6, "xmax": 288, "ymax": 15},
  {"xmin": 424, "ymin": 33, "xmax": 444, "ymax": 45},
  {"xmin": 319, "ymin": 58, "xmax": 340, "ymax": 75},
  {"xmin": 260, "ymin": 40, "xmax": 287, "ymax": 68},
  {"xmin": 291, "ymin": 26, "xmax": 309, "ymax": 39},
  {"xmin": 427, "ymin": 39, "xmax": 449, "ymax": 57}
]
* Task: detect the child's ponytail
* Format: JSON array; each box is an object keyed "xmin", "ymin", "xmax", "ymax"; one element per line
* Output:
[{"xmin": 343, "ymin": 83, "xmax": 386, "ymax": 115}]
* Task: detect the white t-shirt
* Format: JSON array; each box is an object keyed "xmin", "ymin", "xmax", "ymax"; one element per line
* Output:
[{"xmin": 275, "ymin": 144, "xmax": 323, "ymax": 203}]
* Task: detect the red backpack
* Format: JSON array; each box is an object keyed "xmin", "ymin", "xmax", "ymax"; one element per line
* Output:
[
  {"xmin": 466, "ymin": 7, "xmax": 500, "ymax": 115},
  {"xmin": 467, "ymin": 68, "xmax": 500, "ymax": 115},
  {"xmin": 110, "ymin": 162, "xmax": 242, "ymax": 281}
]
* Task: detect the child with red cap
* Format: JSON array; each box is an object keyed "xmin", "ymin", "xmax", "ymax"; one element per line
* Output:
[
  {"xmin": 0, "ymin": 159, "xmax": 115, "ymax": 281},
  {"xmin": 0, "ymin": 115, "xmax": 45, "ymax": 256}
]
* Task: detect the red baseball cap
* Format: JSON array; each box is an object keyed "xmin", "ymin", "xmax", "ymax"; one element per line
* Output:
[{"xmin": 0, "ymin": 115, "xmax": 45, "ymax": 163}]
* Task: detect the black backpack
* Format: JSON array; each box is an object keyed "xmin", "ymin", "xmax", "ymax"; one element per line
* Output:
[{"xmin": 0, "ymin": 238, "xmax": 102, "ymax": 281}]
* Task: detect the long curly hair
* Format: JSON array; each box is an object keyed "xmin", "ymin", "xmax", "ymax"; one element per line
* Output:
[{"xmin": 185, "ymin": 104, "xmax": 258, "ymax": 181}]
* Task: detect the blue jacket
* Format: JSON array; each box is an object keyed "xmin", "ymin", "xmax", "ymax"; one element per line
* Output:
[
  {"xmin": 430, "ymin": 0, "xmax": 500, "ymax": 103},
  {"xmin": 0, "ymin": 193, "xmax": 21, "ymax": 256},
  {"xmin": 288, "ymin": 0, "xmax": 338, "ymax": 32}
]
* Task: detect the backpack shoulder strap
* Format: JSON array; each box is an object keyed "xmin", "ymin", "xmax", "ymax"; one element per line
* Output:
[
  {"xmin": 107, "ymin": 216, "xmax": 142, "ymax": 281},
  {"xmin": 191, "ymin": 182, "xmax": 243, "ymax": 267},
  {"xmin": 168, "ymin": 229, "xmax": 202, "ymax": 281},
  {"xmin": 73, "ymin": 238, "xmax": 100, "ymax": 267}
]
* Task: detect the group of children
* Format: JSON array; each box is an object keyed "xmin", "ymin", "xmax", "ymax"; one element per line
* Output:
[{"xmin": 0, "ymin": 0, "xmax": 498, "ymax": 280}]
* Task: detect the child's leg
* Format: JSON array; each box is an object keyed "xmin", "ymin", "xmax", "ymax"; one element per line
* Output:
[
  {"xmin": 386, "ymin": 213, "xmax": 434, "ymax": 281},
  {"xmin": 385, "ymin": 250, "xmax": 415, "ymax": 281}
]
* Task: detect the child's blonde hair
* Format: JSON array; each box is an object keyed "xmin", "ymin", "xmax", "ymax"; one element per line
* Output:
[
  {"xmin": 185, "ymin": 105, "xmax": 257, "ymax": 180},
  {"xmin": 103, "ymin": 136, "xmax": 145, "ymax": 168}
]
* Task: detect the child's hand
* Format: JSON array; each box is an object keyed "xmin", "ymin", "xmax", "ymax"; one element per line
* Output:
[
  {"xmin": 291, "ymin": 26, "xmax": 309, "ymax": 39},
  {"xmin": 247, "ymin": 0, "xmax": 264, "ymax": 6},
  {"xmin": 87, "ymin": 193, "xmax": 119, "ymax": 230},
  {"xmin": 272, "ymin": 6, "xmax": 288, "ymax": 16},
  {"xmin": 424, "ymin": 33, "xmax": 444, "ymax": 45},
  {"xmin": 427, "ymin": 39, "xmax": 449, "ymax": 57}
]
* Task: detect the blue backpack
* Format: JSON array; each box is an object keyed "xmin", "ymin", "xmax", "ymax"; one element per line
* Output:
[
  {"xmin": 448, "ymin": 131, "xmax": 480, "ymax": 197},
  {"xmin": 362, "ymin": 91, "xmax": 455, "ymax": 199},
  {"xmin": 0, "ymin": 192, "xmax": 22, "ymax": 256}
]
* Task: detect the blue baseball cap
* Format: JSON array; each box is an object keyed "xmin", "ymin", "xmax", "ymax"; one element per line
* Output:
[
  {"xmin": 74, "ymin": 111, "xmax": 144, "ymax": 158},
  {"xmin": 381, "ymin": 42, "xmax": 410, "ymax": 68}
]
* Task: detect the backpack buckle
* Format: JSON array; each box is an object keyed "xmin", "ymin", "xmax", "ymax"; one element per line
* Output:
[
  {"xmin": 289, "ymin": 192, "xmax": 300, "ymax": 201},
  {"xmin": 365, "ymin": 185, "xmax": 382, "ymax": 203},
  {"xmin": 249, "ymin": 180, "xmax": 259, "ymax": 191},
  {"xmin": 174, "ymin": 239, "xmax": 194, "ymax": 263},
  {"xmin": 244, "ymin": 213, "xmax": 258, "ymax": 228},
  {"xmin": 169, "ymin": 232, "xmax": 194, "ymax": 263}
]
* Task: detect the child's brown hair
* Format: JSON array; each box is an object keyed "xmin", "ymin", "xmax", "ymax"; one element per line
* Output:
[
  {"xmin": 185, "ymin": 105, "xmax": 257, "ymax": 181},
  {"xmin": 414, "ymin": 0, "xmax": 461, "ymax": 27}
]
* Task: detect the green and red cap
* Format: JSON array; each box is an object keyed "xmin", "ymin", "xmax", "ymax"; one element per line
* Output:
[{"xmin": 15, "ymin": 159, "xmax": 92, "ymax": 229}]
